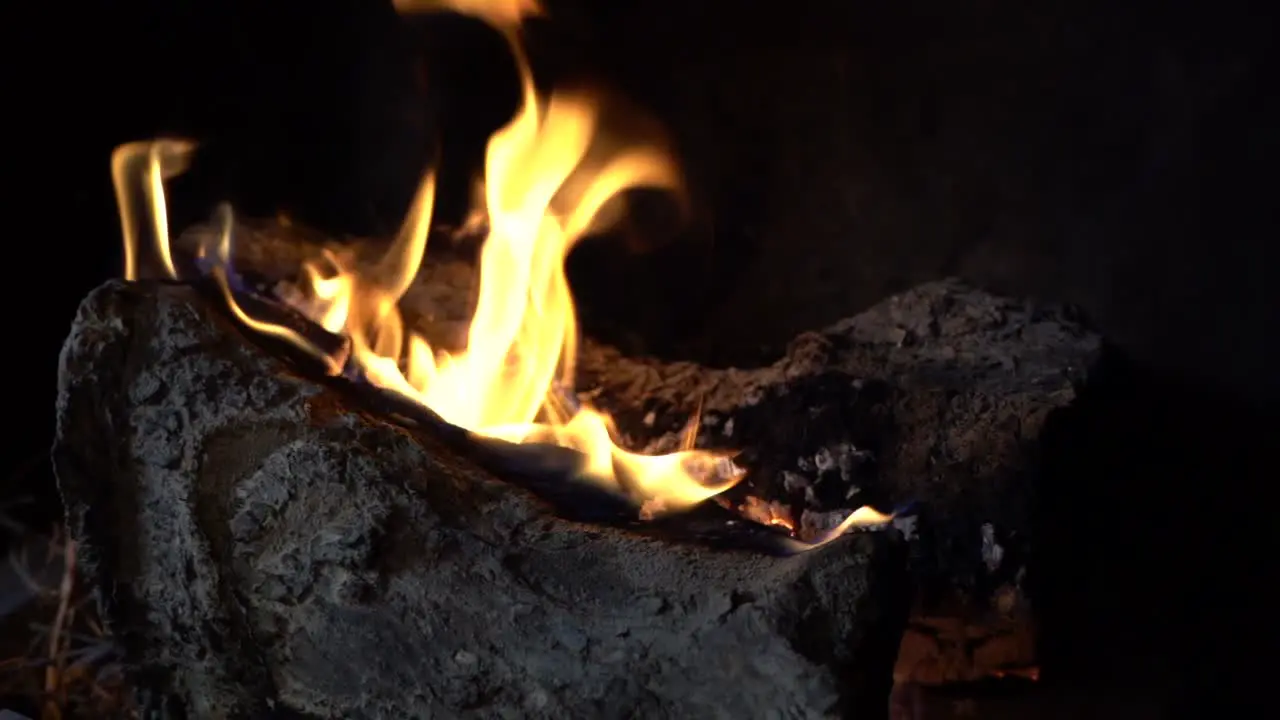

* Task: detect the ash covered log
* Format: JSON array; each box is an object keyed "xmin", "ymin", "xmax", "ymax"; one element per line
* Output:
[
  {"xmin": 579, "ymin": 281, "xmax": 1100, "ymax": 583},
  {"xmin": 53, "ymin": 280, "xmax": 909, "ymax": 719},
  {"xmin": 173, "ymin": 218, "xmax": 1104, "ymax": 684},
  {"xmin": 575, "ymin": 282, "xmax": 1101, "ymax": 684}
]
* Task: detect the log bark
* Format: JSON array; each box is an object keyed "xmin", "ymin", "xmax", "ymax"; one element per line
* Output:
[
  {"xmin": 576, "ymin": 280, "xmax": 1101, "ymax": 591},
  {"xmin": 170, "ymin": 218, "xmax": 1104, "ymax": 685},
  {"xmin": 53, "ymin": 280, "xmax": 910, "ymax": 719},
  {"xmin": 572, "ymin": 281, "xmax": 1100, "ymax": 685}
]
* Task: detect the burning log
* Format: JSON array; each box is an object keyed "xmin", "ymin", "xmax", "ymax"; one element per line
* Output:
[
  {"xmin": 574, "ymin": 282, "xmax": 1101, "ymax": 685},
  {"xmin": 172, "ymin": 218, "xmax": 1103, "ymax": 686},
  {"xmin": 75, "ymin": 3, "xmax": 1101, "ymax": 709},
  {"xmin": 54, "ymin": 280, "xmax": 910, "ymax": 719},
  {"xmin": 575, "ymin": 280, "xmax": 1100, "ymax": 582}
]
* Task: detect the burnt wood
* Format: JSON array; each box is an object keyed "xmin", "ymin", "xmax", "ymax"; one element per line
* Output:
[
  {"xmin": 570, "ymin": 282, "xmax": 1101, "ymax": 685},
  {"xmin": 54, "ymin": 280, "xmax": 910, "ymax": 719},
  {"xmin": 171, "ymin": 218, "xmax": 1105, "ymax": 685}
]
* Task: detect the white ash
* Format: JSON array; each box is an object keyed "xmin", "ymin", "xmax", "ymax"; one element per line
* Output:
[
  {"xmin": 638, "ymin": 431, "xmax": 685, "ymax": 455},
  {"xmin": 779, "ymin": 471, "xmax": 822, "ymax": 507},
  {"xmin": 839, "ymin": 443, "xmax": 873, "ymax": 476},
  {"xmin": 738, "ymin": 496, "xmax": 794, "ymax": 528},
  {"xmin": 980, "ymin": 523, "xmax": 1004, "ymax": 573},
  {"xmin": 806, "ymin": 443, "xmax": 873, "ymax": 484},
  {"xmin": 740, "ymin": 385, "xmax": 765, "ymax": 406},
  {"xmin": 799, "ymin": 507, "xmax": 895, "ymax": 543},
  {"xmin": 813, "ymin": 447, "xmax": 836, "ymax": 474},
  {"xmin": 799, "ymin": 509, "xmax": 855, "ymax": 543},
  {"xmin": 891, "ymin": 515, "xmax": 919, "ymax": 541},
  {"xmin": 709, "ymin": 457, "xmax": 746, "ymax": 485}
]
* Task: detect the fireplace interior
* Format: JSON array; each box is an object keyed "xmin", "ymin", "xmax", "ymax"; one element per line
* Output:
[{"xmin": 5, "ymin": 0, "xmax": 1277, "ymax": 717}]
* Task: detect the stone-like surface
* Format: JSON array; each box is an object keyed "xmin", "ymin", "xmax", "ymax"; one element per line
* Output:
[
  {"xmin": 578, "ymin": 280, "xmax": 1100, "ymax": 595},
  {"xmin": 572, "ymin": 280, "xmax": 1099, "ymax": 685},
  {"xmin": 174, "ymin": 219, "xmax": 1102, "ymax": 685},
  {"xmin": 53, "ymin": 280, "xmax": 907, "ymax": 720}
]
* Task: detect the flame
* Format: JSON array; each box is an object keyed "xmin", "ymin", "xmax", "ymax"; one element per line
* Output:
[
  {"xmin": 777, "ymin": 506, "xmax": 896, "ymax": 553},
  {"xmin": 112, "ymin": 139, "xmax": 196, "ymax": 281},
  {"xmin": 813, "ymin": 506, "xmax": 895, "ymax": 543},
  {"xmin": 108, "ymin": 0, "xmax": 892, "ymax": 545},
  {"xmin": 111, "ymin": 0, "xmax": 738, "ymax": 515},
  {"xmin": 393, "ymin": 0, "xmax": 541, "ymax": 32}
]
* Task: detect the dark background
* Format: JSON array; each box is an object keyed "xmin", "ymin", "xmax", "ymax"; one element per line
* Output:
[
  {"xmin": 6, "ymin": 0, "xmax": 1277, "ymax": 714},
  {"xmin": 14, "ymin": 0, "xmax": 1278, "ymax": 396}
]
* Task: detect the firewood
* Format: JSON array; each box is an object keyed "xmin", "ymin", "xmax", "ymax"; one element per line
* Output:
[
  {"xmin": 54, "ymin": 280, "xmax": 910, "ymax": 719},
  {"xmin": 171, "ymin": 217, "xmax": 1104, "ymax": 685}
]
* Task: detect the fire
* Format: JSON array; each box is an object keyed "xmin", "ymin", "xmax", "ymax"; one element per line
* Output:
[
  {"xmin": 109, "ymin": 0, "xmax": 893, "ymax": 541},
  {"xmin": 112, "ymin": 0, "xmax": 739, "ymax": 515},
  {"xmin": 112, "ymin": 138, "xmax": 196, "ymax": 281},
  {"xmin": 393, "ymin": 0, "xmax": 540, "ymax": 31},
  {"xmin": 737, "ymin": 496, "xmax": 796, "ymax": 532}
]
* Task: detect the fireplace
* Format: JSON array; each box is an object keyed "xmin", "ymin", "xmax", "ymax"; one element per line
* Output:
[{"xmin": 4, "ymin": 0, "xmax": 1275, "ymax": 717}]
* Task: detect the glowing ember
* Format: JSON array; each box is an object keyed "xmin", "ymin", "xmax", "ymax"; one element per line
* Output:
[
  {"xmin": 109, "ymin": 0, "xmax": 892, "ymax": 543},
  {"xmin": 991, "ymin": 667, "xmax": 1041, "ymax": 682},
  {"xmin": 737, "ymin": 496, "xmax": 796, "ymax": 532}
]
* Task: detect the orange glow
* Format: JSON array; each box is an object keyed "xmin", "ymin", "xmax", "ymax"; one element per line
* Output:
[
  {"xmin": 108, "ymin": 0, "xmax": 892, "ymax": 544},
  {"xmin": 991, "ymin": 667, "xmax": 1041, "ymax": 682},
  {"xmin": 738, "ymin": 496, "xmax": 796, "ymax": 533},
  {"xmin": 393, "ymin": 0, "xmax": 540, "ymax": 32},
  {"xmin": 112, "ymin": 139, "xmax": 196, "ymax": 281},
  {"xmin": 778, "ymin": 506, "xmax": 896, "ymax": 552}
]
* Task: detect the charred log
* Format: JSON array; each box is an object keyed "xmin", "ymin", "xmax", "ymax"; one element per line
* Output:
[
  {"xmin": 576, "ymin": 280, "xmax": 1101, "ymax": 588},
  {"xmin": 171, "ymin": 218, "xmax": 1102, "ymax": 685},
  {"xmin": 572, "ymin": 281, "xmax": 1101, "ymax": 685},
  {"xmin": 54, "ymin": 280, "xmax": 910, "ymax": 719}
]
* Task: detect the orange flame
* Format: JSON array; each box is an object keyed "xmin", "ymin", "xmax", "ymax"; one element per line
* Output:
[
  {"xmin": 738, "ymin": 496, "xmax": 796, "ymax": 532},
  {"xmin": 393, "ymin": 0, "xmax": 541, "ymax": 32},
  {"xmin": 111, "ymin": 0, "xmax": 739, "ymax": 514},
  {"xmin": 112, "ymin": 139, "xmax": 196, "ymax": 281},
  {"xmin": 108, "ymin": 0, "xmax": 893, "ymax": 542}
]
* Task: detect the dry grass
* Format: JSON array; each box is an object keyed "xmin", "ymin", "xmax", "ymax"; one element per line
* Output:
[{"xmin": 0, "ymin": 500, "xmax": 135, "ymax": 720}]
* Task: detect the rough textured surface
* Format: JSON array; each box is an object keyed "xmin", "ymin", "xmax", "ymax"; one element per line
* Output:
[
  {"xmin": 53, "ymin": 280, "xmax": 909, "ymax": 720},
  {"xmin": 572, "ymin": 282, "xmax": 1099, "ymax": 685},
  {"xmin": 173, "ymin": 219, "xmax": 1103, "ymax": 685},
  {"xmin": 577, "ymin": 281, "xmax": 1099, "ymax": 588}
]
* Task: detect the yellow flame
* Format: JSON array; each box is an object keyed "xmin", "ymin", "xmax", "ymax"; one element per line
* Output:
[
  {"xmin": 112, "ymin": 139, "xmax": 196, "ymax": 280},
  {"xmin": 393, "ymin": 0, "xmax": 541, "ymax": 33},
  {"xmin": 779, "ymin": 506, "xmax": 896, "ymax": 553},
  {"xmin": 108, "ymin": 0, "xmax": 889, "ymax": 543},
  {"xmin": 107, "ymin": 0, "xmax": 738, "ymax": 514}
]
